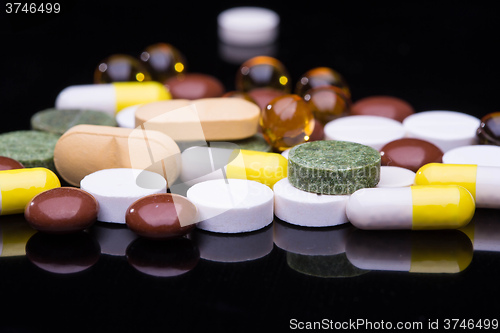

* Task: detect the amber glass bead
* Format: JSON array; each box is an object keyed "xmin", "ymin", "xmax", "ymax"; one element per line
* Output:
[
  {"xmin": 94, "ymin": 54, "xmax": 152, "ymax": 84},
  {"xmin": 477, "ymin": 112, "xmax": 500, "ymax": 145},
  {"xmin": 304, "ymin": 85, "xmax": 351, "ymax": 124},
  {"xmin": 139, "ymin": 43, "xmax": 187, "ymax": 83},
  {"xmin": 295, "ymin": 67, "xmax": 350, "ymax": 99},
  {"xmin": 260, "ymin": 94, "xmax": 315, "ymax": 152},
  {"xmin": 235, "ymin": 56, "xmax": 291, "ymax": 93}
]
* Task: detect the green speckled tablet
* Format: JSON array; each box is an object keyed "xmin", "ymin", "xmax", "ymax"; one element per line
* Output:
[
  {"xmin": 0, "ymin": 130, "xmax": 60, "ymax": 171},
  {"xmin": 31, "ymin": 108, "xmax": 116, "ymax": 135},
  {"xmin": 288, "ymin": 140, "xmax": 380, "ymax": 194}
]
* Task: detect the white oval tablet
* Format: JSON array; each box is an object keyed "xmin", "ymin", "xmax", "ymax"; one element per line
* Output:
[
  {"xmin": 218, "ymin": 7, "xmax": 280, "ymax": 46},
  {"xmin": 186, "ymin": 179, "xmax": 274, "ymax": 233},
  {"xmin": 80, "ymin": 168, "xmax": 167, "ymax": 224},
  {"xmin": 324, "ymin": 115, "xmax": 406, "ymax": 150},
  {"xmin": 273, "ymin": 177, "xmax": 349, "ymax": 227},
  {"xmin": 442, "ymin": 145, "xmax": 500, "ymax": 167},
  {"xmin": 376, "ymin": 166, "xmax": 416, "ymax": 188},
  {"xmin": 115, "ymin": 104, "xmax": 141, "ymax": 128},
  {"xmin": 403, "ymin": 110, "xmax": 480, "ymax": 152}
]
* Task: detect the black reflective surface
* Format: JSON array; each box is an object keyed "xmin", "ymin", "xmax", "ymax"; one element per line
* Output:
[{"xmin": 2, "ymin": 1, "xmax": 500, "ymax": 332}]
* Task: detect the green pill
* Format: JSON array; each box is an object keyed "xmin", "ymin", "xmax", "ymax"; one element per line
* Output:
[
  {"xmin": 31, "ymin": 108, "xmax": 116, "ymax": 135},
  {"xmin": 0, "ymin": 130, "xmax": 61, "ymax": 171},
  {"xmin": 287, "ymin": 140, "xmax": 381, "ymax": 195}
]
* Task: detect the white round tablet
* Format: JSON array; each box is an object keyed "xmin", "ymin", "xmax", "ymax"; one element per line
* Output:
[
  {"xmin": 186, "ymin": 179, "xmax": 274, "ymax": 233},
  {"xmin": 115, "ymin": 104, "xmax": 141, "ymax": 128},
  {"xmin": 218, "ymin": 7, "xmax": 280, "ymax": 46},
  {"xmin": 376, "ymin": 166, "xmax": 416, "ymax": 188},
  {"xmin": 442, "ymin": 145, "xmax": 500, "ymax": 167},
  {"xmin": 324, "ymin": 115, "xmax": 406, "ymax": 150},
  {"xmin": 80, "ymin": 168, "xmax": 167, "ymax": 224},
  {"xmin": 273, "ymin": 177, "xmax": 350, "ymax": 227},
  {"xmin": 403, "ymin": 110, "xmax": 480, "ymax": 152},
  {"xmin": 281, "ymin": 148, "xmax": 291, "ymax": 159}
]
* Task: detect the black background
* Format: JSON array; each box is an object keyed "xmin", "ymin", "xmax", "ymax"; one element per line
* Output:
[{"xmin": 1, "ymin": 1, "xmax": 500, "ymax": 332}]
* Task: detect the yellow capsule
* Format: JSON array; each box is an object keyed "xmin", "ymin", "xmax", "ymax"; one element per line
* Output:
[
  {"xmin": 346, "ymin": 185, "xmax": 475, "ymax": 230},
  {"xmin": 0, "ymin": 168, "xmax": 60, "ymax": 215},
  {"xmin": 415, "ymin": 162, "xmax": 500, "ymax": 208},
  {"xmin": 179, "ymin": 146, "xmax": 287, "ymax": 188}
]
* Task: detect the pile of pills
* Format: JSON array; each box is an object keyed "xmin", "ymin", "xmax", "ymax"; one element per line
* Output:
[{"xmin": 0, "ymin": 8, "xmax": 499, "ymax": 254}]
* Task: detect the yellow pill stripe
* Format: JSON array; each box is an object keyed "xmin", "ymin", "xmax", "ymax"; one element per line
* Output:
[
  {"xmin": 226, "ymin": 149, "xmax": 288, "ymax": 188},
  {"xmin": 113, "ymin": 82, "xmax": 171, "ymax": 113},
  {"xmin": 414, "ymin": 163, "xmax": 477, "ymax": 199},
  {"xmin": 411, "ymin": 185, "xmax": 475, "ymax": 230},
  {"xmin": 0, "ymin": 168, "xmax": 61, "ymax": 215}
]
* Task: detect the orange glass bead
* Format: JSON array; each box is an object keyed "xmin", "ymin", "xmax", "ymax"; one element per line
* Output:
[
  {"xmin": 139, "ymin": 43, "xmax": 187, "ymax": 83},
  {"xmin": 304, "ymin": 85, "xmax": 351, "ymax": 124},
  {"xmin": 94, "ymin": 54, "xmax": 152, "ymax": 84},
  {"xmin": 235, "ymin": 56, "xmax": 291, "ymax": 93},
  {"xmin": 295, "ymin": 67, "xmax": 350, "ymax": 99},
  {"xmin": 260, "ymin": 94, "xmax": 315, "ymax": 152}
]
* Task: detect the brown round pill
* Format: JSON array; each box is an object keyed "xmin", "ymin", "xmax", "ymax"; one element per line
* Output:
[
  {"xmin": 247, "ymin": 87, "xmax": 285, "ymax": 110},
  {"xmin": 351, "ymin": 96, "xmax": 415, "ymax": 122},
  {"xmin": 380, "ymin": 138, "xmax": 444, "ymax": 172},
  {"xmin": 164, "ymin": 73, "xmax": 225, "ymax": 99},
  {"xmin": 24, "ymin": 187, "xmax": 99, "ymax": 234},
  {"xmin": 0, "ymin": 156, "xmax": 24, "ymax": 170},
  {"xmin": 126, "ymin": 193, "xmax": 198, "ymax": 239}
]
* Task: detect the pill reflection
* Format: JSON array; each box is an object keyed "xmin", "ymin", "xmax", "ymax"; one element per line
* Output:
[
  {"xmin": 0, "ymin": 214, "xmax": 37, "ymax": 257},
  {"xmin": 88, "ymin": 222, "xmax": 138, "ymax": 256},
  {"xmin": 346, "ymin": 229, "xmax": 473, "ymax": 273},
  {"xmin": 191, "ymin": 223, "xmax": 273, "ymax": 263},
  {"xmin": 25, "ymin": 231, "xmax": 100, "ymax": 274},
  {"xmin": 459, "ymin": 208, "xmax": 500, "ymax": 252},
  {"xmin": 126, "ymin": 237, "xmax": 199, "ymax": 277},
  {"xmin": 274, "ymin": 218, "xmax": 368, "ymax": 278}
]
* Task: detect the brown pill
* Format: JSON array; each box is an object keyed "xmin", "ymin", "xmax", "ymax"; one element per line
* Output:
[
  {"xmin": 380, "ymin": 138, "xmax": 444, "ymax": 172},
  {"xmin": 164, "ymin": 73, "xmax": 225, "ymax": 99},
  {"xmin": 126, "ymin": 193, "xmax": 198, "ymax": 239},
  {"xmin": 0, "ymin": 156, "xmax": 24, "ymax": 170},
  {"xmin": 477, "ymin": 112, "xmax": 500, "ymax": 146},
  {"xmin": 248, "ymin": 87, "xmax": 285, "ymax": 110},
  {"xmin": 24, "ymin": 187, "xmax": 99, "ymax": 234},
  {"xmin": 351, "ymin": 96, "xmax": 415, "ymax": 122}
]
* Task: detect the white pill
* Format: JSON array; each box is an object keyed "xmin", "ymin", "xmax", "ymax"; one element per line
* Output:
[
  {"xmin": 376, "ymin": 166, "xmax": 416, "ymax": 188},
  {"xmin": 403, "ymin": 110, "xmax": 481, "ymax": 152},
  {"xmin": 273, "ymin": 177, "xmax": 349, "ymax": 227},
  {"xmin": 186, "ymin": 179, "xmax": 274, "ymax": 233},
  {"xmin": 80, "ymin": 168, "xmax": 167, "ymax": 224},
  {"xmin": 218, "ymin": 7, "xmax": 280, "ymax": 46},
  {"xmin": 442, "ymin": 144, "xmax": 500, "ymax": 167},
  {"xmin": 115, "ymin": 104, "xmax": 141, "ymax": 129},
  {"xmin": 324, "ymin": 115, "xmax": 406, "ymax": 150}
]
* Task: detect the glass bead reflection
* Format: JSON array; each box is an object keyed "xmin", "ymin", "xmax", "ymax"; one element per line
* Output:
[
  {"xmin": 94, "ymin": 54, "xmax": 151, "ymax": 84},
  {"xmin": 295, "ymin": 67, "xmax": 351, "ymax": 99},
  {"xmin": 304, "ymin": 85, "xmax": 351, "ymax": 124},
  {"xmin": 236, "ymin": 56, "xmax": 291, "ymax": 93},
  {"xmin": 260, "ymin": 94, "xmax": 314, "ymax": 152},
  {"xmin": 477, "ymin": 112, "xmax": 500, "ymax": 146},
  {"xmin": 140, "ymin": 43, "xmax": 187, "ymax": 83}
]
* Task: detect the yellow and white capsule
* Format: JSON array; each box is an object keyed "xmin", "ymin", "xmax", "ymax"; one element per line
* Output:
[
  {"xmin": 0, "ymin": 168, "xmax": 60, "ymax": 215},
  {"xmin": 415, "ymin": 163, "xmax": 500, "ymax": 209},
  {"xmin": 179, "ymin": 146, "xmax": 287, "ymax": 188},
  {"xmin": 55, "ymin": 81, "xmax": 171, "ymax": 115},
  {"xmin": 346, "ymin": 185, "xmax": 475, "ymax": 230}
]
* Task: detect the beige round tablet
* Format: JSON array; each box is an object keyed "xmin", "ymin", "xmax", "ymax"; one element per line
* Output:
[
  {"xmin": 135, "ymin": 98, "xmax": 260, "ymax": 141},
  {"xmin": 54, "ymin": 124, "xmax": 181, "ymax": 186}
]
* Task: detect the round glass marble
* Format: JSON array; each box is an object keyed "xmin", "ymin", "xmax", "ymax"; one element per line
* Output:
[
  {"xmin": 260, "ymin": 94, "xmax": 314, "ymax": 152},
  {"xmin": 235, "ymin": 56, "xmax": 291, "ymax": 93},
  {"xmin": 139, "ymin": 43, "xmax": 187, "ymax": 83},
  {"xmin": 94, "ymin": 54, "xmax": 152, "ymax": 83},
  {"xmin": 295, "ymin": 67, "xmax": 351, "ymax": 99}
]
